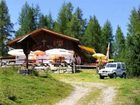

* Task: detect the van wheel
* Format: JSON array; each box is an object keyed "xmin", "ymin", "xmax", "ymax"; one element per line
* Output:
[
  {"xmin": 109, "ymin": 75, "xmax": 113, "ymax": 78},
  {"xmin": 113, "ymin": 73, "xmax": 117, "ymax": 78},
  {"xmin": 99, "ymin": 75, "xmax": 104, "ymax": 79},
  {"xmin": 121, "ymin": 73, "xmax": 126, "ymax": 78}
]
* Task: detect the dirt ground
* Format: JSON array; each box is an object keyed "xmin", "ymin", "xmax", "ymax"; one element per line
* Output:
[{"xmin": 56, "ymin": 81, "xmax": 116, "ymax": 105}]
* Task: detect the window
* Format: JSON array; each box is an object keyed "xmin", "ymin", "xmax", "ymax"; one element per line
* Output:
[
  {"xmin": 117, "ymin": 64, "xmax": 121, "ymax": 69},
  {"xmin": 122, "ymin": 64, "xmax": 126, "ymax": 69},
  {"xmin": 106, "ymin": 63, "xmax": 117, "ymax": 68}
]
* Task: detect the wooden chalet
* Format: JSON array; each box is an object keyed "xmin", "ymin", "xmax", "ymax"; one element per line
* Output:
[{"xmin": 7, "ymin": 28, "xmax": 85, "ymax": 69}]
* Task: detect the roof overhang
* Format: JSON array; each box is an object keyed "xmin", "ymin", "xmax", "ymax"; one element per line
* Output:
[{"xmin": 7, "ymin": 28, "xmax": 80, "ymax": 48}]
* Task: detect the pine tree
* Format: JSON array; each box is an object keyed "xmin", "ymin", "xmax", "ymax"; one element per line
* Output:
[
  {"xmin": 83, "ymin": 16, "xmax": 101, "ymax": 53},
  {"xmin": 114, "ymin": 26, "xmax": 125, "ymax": 61},
  {"xmin": 47, "ymin": 13, "xmax": 53, "ymax": 30},
  {"xmin": 101, "ymin": 20, "xmax": 113, "ymax": 55},
  {"xmin": 126, "ymin": 7, "xmax": 140, "ymax": 77},
  {"xmin": 0, "ymin": 0, "xmax": 13, "ymax": 56},
  {"xmin": 39, "ymin": 14, "xmax": 48, "ymax": 28},
  {"xmin": 16, "ymin": 2, "xmax": 40, "ymax": 37},
  {"xmin": 39, "ymin": 13, "xmax": 53, "ymax": 30},
  {"xmin": 66, "ymin": 7, "xmax": 86, "ymax": 39},
  {"xmin": 54, "ymin": 2, "xmax": 73, "ymax": 34},
  {"xmin": 53, "ymin": 21, "xmax": 60, "ymax": 33}
]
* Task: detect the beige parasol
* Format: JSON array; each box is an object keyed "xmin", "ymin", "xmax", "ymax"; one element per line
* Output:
[{"xmin": 33, "ymin": 50, "xmax": 45, "ymax": 56}]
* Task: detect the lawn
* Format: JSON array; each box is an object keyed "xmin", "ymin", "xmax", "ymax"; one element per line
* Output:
[
  {"xmin": 0, "ymin": 67, "xmax": 139, "ymax": 105},
  {"xmin": 0, "ymin": 67, "xmax": 73, "ymax": 105},
  {"xmin": 51, "ymin": 70, "xmax": 140, "ymax": 105}
]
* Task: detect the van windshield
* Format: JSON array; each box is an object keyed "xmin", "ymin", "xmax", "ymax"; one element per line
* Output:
[{"xmin": 106, "ymin": 64, "xmax": 117, "ymax": 68}]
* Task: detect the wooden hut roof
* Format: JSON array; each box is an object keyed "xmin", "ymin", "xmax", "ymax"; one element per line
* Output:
[{"xmin": 8, "ymin": 28, "xmax": 80, "ymax": 48}]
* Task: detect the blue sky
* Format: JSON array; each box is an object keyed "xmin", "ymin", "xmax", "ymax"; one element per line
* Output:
[{"xmin": 6, "ymin": 0, "xmax": 140, "ymax": 36}]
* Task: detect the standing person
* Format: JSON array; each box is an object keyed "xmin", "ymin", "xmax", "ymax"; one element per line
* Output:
[
  {"xmin": 76, "ymin": 55, "xmax": 81, "ymax": 65},
  {"xmin": 96, "ymin": 58, "xmax": 103, "ymax": 73}
]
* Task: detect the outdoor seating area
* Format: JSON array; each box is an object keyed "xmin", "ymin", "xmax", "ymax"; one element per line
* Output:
[
  {"xmin": 16, "ymin": 61, "xmax": 72, "ymax": 75},
  {"xmin": 7, "ymin": 48, "xmax": 76, "ymax": 73},
  {"xmin": 5, "ymin": 28, "xmax": 86, "ymax": 73},
  {"xmin": 3, "ymin": 28, "xmax": 110, "ymax": 74},
  {"xmin": 33, "ymin": 61, "xmax": 73, "ymax": 73}
]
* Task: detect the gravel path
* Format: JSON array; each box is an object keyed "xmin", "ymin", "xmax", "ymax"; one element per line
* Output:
[
  {"xmin": 56, "ymin": 84, "xmax": 90, "ymax": 105},
  {"xmin": 93, "ymin": 85, "xmax": 116, "ymax": 105},
  {"xmin": 55, "ymin": 81, "xmax": 116, "ymax": 105}
]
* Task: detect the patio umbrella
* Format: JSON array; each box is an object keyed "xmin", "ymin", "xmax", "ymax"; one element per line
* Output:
[
  {"xmin": 92, "ymin": 53, "xmax": 106, "ymax": 70},
  {"xmin": 45, "ymin": 48, "xmax": 74, "ymax": 63},
  {"xmin": 8, "ymin": 49, "xmax": 36, "ymax": 60},
  {"xmin": 8, "ymin": 49, "xmax": 25, "ymax": 56},
  {"xmin": 78, "ymin": 45, "xmax": 96, "ymax": 54},
  {"xmin": 28, "ymin": 54, "xmax": 36, "ymax": 60},
  {"xmin": 48, "ymin": 55, "xmax": 60, "ymax": 60},
  {"xmin": 33, "ymin": 50, "xmax": 45, "ymax": 56},
  {"xmin": 45, "ymin": 48, "xmax": 74, "ymax": 56},
  {"xmin": 92, "ymin": 53, "xmax": 106, "ymax": 59}
]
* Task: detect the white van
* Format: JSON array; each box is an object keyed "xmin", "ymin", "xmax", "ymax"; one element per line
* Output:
[{"xmin": 98, "ymin": 62, "xmax": 126, "ymax": 79}]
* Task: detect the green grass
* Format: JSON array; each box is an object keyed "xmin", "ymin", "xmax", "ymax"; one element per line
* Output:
[
  {"xmin": 51, "ymin": 70, "xmax": 99, "ymax": 82},
  {"xmin": 114, "ymin": 78, "xmax": 140, "ymax": 105},
  {"xmin": 51, "ymin": 70, "xmax": 140, "ymax": 105},
  {"xmin": 0, "ymin": 68, "xmax": 139, "ymax": 105},
  {"xmin": 0, "ymin": 67, "xmax": 73, "ymax": 105}
]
